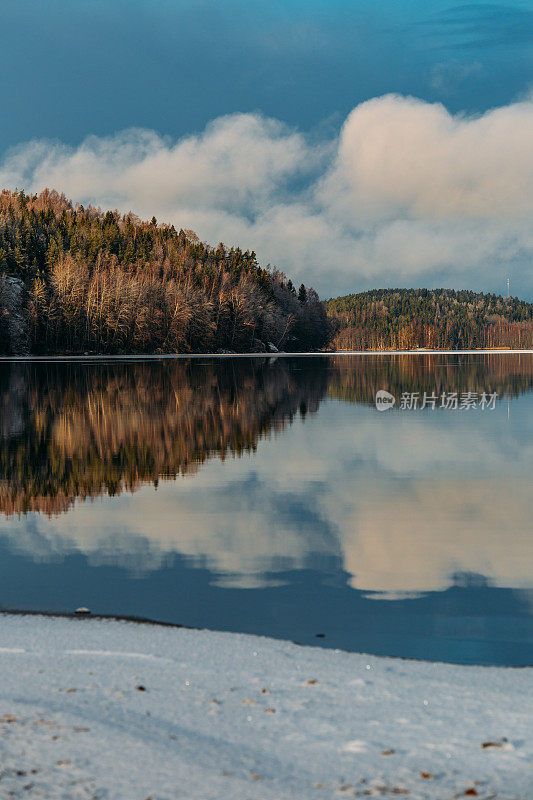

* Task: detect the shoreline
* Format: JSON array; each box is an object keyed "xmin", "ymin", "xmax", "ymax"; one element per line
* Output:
[
  {"xmin": 1, "ymin": 348, "xmax": 533, "ymax": 362},
  {"xmin": 0, "ymin": 614, "xmax": 530, "ymax": 799},
  {"xmin": 2, "ymin": 609, "xmax": 529, "ymax": 668}
]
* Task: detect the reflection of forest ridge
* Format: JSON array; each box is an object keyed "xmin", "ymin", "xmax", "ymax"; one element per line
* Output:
[
  {"xmin": 0, "ymin": 354, "xmax": 531, "ymax": 516},
  {"xmin": 0, "ymin": 359, "xmax": 328, "ymax": 516},
  {"xmin": 328, "ymin": 353, "xmax": 533, "ymax": 404}
]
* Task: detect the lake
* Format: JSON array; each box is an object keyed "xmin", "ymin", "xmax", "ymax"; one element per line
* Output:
[{"xmin": 0, "ymin": 354, "xmax": 531, "ymax": 665}]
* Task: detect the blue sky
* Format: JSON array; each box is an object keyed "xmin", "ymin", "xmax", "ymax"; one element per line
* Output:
[
  {"xmin": 1, "ymin": 0, "xmax": 532, "ymax": 296},
  {"xmin": 1, "ymin": 0, "xmax": 531, "ymax": 150}
]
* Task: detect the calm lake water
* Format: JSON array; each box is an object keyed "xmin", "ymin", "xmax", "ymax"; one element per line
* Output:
[{"xmin": 0, "ymin": 354, "xmax": 532, "ymax": 665}]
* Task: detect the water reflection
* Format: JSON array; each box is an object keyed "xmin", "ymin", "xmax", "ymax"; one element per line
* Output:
[
  {"xmin": 0, "ymin": 355, "xmax": 532, "ymax": 663},
  {"xmin": 0, "ymin": 358, "xmax": 327, "ymax": 515},
  {"xmin": 1, "ymin": 354, "xmax": 531, "ymax": 516}
]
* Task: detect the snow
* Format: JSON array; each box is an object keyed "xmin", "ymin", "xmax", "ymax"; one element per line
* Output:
[{"xmin": 0, "ymin": 614, "xmax": 530, "ymax": 799}]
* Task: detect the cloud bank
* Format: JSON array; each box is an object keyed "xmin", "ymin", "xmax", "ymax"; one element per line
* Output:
[{"xmin": 2, "ymin": 94, "xmax": 533, "ymax": 298}]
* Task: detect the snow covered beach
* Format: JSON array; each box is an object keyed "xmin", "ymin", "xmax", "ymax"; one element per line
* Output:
[{"xmin": 0, "ymin": 614, "xmax": 530, "ymax": 799}]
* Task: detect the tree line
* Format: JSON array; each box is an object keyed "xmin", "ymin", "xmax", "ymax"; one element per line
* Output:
[
  {"xmin": 2, "ymin": 190, "xmax": 532, "ymax": 355},
  {"xmin": 327, "ymin": 288, "xmax": 533, "ymax": 350},
  {"xmin": 0, "ymin": 189, "xmax": 330, "ymax": 355}
]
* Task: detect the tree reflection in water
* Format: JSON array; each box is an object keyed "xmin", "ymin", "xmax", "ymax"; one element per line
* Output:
[{"xmin": 0, "ymin": 353, "xmax": 532, "ymax": 517}]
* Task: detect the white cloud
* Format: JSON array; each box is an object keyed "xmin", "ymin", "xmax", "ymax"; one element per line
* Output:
[
  {"xmin": 321, "ymin": 95, "xmax": 533, "ymax": 222},
  {"xmin": 1, "ymin": 95, "xmax": 533, "ymax": 296}
]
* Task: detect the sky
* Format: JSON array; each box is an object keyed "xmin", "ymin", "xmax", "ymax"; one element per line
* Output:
[{"xmin": 0, "ymin": 0, "xmax": 532, "ymax": 297}]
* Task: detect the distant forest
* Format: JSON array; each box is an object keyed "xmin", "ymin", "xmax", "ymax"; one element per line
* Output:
[
  {"xmin": 1, "ymin": 189, "xmax": 533, "ymax": 355},
  {"xmin": 327, "ymin": 288, "xmax": 533, "ymax": 350},
  {"xmin": 0, "ymin": 189, "xmax": 329, "ymax": 355}
]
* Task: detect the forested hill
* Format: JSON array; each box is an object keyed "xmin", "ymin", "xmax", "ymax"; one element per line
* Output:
[
  {"xmin": 326, "ymin": 288, "xmax": 533, "ymax": 350},
  {"xmin": 0, "ymin": 189, "xmax": 329, "ymax": 355}
]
